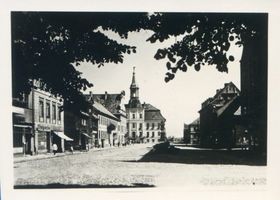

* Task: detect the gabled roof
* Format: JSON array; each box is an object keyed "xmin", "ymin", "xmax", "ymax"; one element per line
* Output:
[
  {"xmin": 145, "ymin": 110, "xmax": 166, "ymax": 121},
  {"xmin": 199, "ymin": 82, "xmax": 240, "ymax": 113},
  {"xmin": 143, "ymin": 103, "xmax": 159, "ymax": 111},
  {"xmin": 85, "ymin": 92, "xmax": 125, "ymax": 115},
  {"xmin": 190, "ymin": 117, "xmax": 200, "ymax": 125},
  {"xmin": 92, "ymin": 101, "xmax": 119, "ymax": 121},
  {"xmin": 217, "ymin": 95, "xmax": 240, "ymax": 117}
]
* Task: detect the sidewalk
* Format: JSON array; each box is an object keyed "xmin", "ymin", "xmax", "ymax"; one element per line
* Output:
[{"xmin": 13, "ymin": 145, "xmax": 122, "ymax": 163}]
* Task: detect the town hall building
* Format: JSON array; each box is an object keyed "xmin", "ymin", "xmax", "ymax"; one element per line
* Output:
[{"xmin": 125, "ymin": 67, "xmax": 166, "ymax": 143}]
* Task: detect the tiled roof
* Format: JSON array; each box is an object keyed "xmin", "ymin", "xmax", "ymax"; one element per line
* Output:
[
  {"xmin": 145, "ymin": 110, "xmax": 166, "ymax": 121},
  {"xmin": 190, "ymin": 118, "xmax": 200, "ymax": 125},
  {"xmin": 85, "ymin": 92, "xmax": 125, "ymax": 114},
  {"xmin": 216, "ymin": 95, "xmax": 240, "ymax": 117},
  {"xmin": 143, "ymin": 103, "xmax": 159, "ymax": 111},
  {"xmin": 92, "ymin": 101, "xmax": 119, "ymax": 121},
  {"xmin": 199, "ymin": 82, "xmax": 240, "ymax": 113}
]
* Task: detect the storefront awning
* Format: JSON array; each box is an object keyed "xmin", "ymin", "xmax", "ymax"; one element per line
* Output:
[
  {"xmin": 54, "ymin": 131, "xmax": 73, "ymax": 141},
  {"xmin": 82, "ymin": 132, "xmax": 92, "ymax": 138},
  {"xmin": 13, "ymin": 124, "xmax": 32, "ymax": 128}
]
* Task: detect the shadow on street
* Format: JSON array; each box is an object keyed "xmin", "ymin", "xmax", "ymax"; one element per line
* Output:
[{"xmin": 135, "ymin": 144, "xmax": 266, "ymax": 166}]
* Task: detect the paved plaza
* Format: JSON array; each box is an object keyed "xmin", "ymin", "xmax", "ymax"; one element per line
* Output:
[{"xmin": 14, "ymin": 143, "xmax": 266, "ymax": 188}]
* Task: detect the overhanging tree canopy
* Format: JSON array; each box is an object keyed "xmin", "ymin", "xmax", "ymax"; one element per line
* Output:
[
  {"xmin": 12, "ymin": 12, "xmax": 267, "ymax": 153},
  {"xmin": 12, "ymin": 12, "xmax": 148, "ymax": 112}
]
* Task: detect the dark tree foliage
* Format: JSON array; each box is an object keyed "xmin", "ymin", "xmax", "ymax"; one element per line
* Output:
[
  {"xmin": 144, "ymin": 13, "xmax": 267, "ymax": 153},
  {"xmin": 12, "ymin": 12, "xmax": 267, "ymax": 153},
  {"xmin": 12, "ymin": 12, "xmax": 148, "ymax": 113},
  {"xmin": 145, "ymin": 13, "xmax": 266, "ymax": 82}
]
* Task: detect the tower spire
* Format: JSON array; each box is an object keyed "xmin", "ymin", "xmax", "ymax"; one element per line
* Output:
[{"xmin": 131, "ymin": 66, "xmax": 137, "ymax": 87}]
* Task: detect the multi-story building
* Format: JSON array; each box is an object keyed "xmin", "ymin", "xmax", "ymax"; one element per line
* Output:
[
  {"xmin": 64, "ymin": 110, "xmax": 93, "ymax": 151},
  {"xmin": 87, "ymin": 98, "xmax": 120, "ymax": 148},
  {"xmin": 87, "ymin": 91, "xmax": 127, "ymax": 146},
  {"xmin": 143, "ymin": 103, "xmax": 166, "ymax": 143},
  {"xmin": 183, "ymin": 118, "xmax": 200, "ymax": 145},
  {"xmin": 12, "ymin": 80, "xmax": 72, "ymax": 155},
  {"xmin": 199, "ymin": 82, "xmax": 240, "ymax": 148},
  {"xmin": 125, "ymin": 67, "xmax": 166, "ymax": 143}
]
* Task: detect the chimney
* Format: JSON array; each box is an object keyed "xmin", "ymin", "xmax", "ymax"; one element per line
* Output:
[{"xmin": 105, "ymin": 91, "xmax": 108, "ymax": 100}]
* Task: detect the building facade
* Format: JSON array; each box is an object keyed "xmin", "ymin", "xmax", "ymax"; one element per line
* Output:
[
  {"xmin": 183, "ymin": 118, "xmax": 200, "ymax": 145},
  {"xmin": 199, "ymin": 82, "xmax": 240, "ymax": 148},
  {"xmin": 13, "ymin": 81, "xmax": 72, "ymax": 155},
  {"xmin": 87, "ymin": 91, "xmax": 127, "ymax": 146},
  {"xmin": 125, "ymin": 68, "xmax": 166, "ymax": 143},
  {"xmin": 143, "ymin": 104, "xmax": 166, "ymax": 143},
  {"xmin": 64, "ymin": 110, "xmax": 93, "ymax": 151},
  {"xmin": 88, "ymin": 98, "xmax": 120, "ymax": 148}
]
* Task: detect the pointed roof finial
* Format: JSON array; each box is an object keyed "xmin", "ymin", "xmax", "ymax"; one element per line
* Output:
[{"xmin": 131, "ymin": 66, "xmax": 138, "ymax": 87}]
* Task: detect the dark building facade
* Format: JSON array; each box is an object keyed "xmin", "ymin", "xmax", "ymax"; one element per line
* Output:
[
  {"xmin": 183, "ymin": 118, "xmax": 200, "ymax": 145},
  {"xmin": 64, "ymin": 110, "xmax": 92, "ymax": 151},
  {"xmin": 199, "ymin": 82, "xmax": 240, "ymax": 148}
]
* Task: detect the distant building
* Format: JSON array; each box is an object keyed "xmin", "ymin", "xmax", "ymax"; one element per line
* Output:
[
  {"xmin": 199, "ymin": 82, "xmax": 240, "ymax": 148},
  {"xmin": 13, "ymin": 80, "xmax": 72, "ymax": 155},
  {"xmin": 143, "ymin": 103, "xmax": 166, "ymax": 143},
  {"xmin": 183, "ymin": 118, "xmax": 200, "ymax": 145},
  {"xmin": 87, "ymin": 97, "xmax": 120, "ymax": 148},
  {"xmin": 125, "ymin": 67, "xmax": 166, "ymax": 143},
  {"xmin": 86, "ymin": 91, "xmax": 127, "ymax": 146},
  {"xmin": 64, "ymin": 110, "xmax": 92, "ymax": 151}
]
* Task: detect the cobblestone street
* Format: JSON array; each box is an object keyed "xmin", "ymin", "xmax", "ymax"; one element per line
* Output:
[{"xmin": 14, "ymin": 143, "xmax": 266, "ymax": 188}]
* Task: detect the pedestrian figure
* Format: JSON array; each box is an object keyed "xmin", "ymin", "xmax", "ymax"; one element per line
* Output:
[
  {"xmin": 52, "ymin": 143, "xmax": 58, "ymax": 155},
  {"xmin": 70, "ymin": 145, "xmax": 74, "ymax": 154}
]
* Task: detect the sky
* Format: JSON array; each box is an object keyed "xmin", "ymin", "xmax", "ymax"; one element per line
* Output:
[{"xmin": 77, "ymin": 28, "xmax": 242, "ymax": 138}]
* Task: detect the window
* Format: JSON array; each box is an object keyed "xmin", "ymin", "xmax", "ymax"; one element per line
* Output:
[
  {"xmin": 39, "ymin": 98, "xmax": 44, "ymax": 122},
  {"xmin": 81, "ymin": 119, "xmax": 87, "ymax": 126},
  {"xmin": 158, "ymin": 132, "xmax": 161, "ymax": 136},
  {"xmin": 58, "ymin": 104, "xmax": 61, "ymax": 121},
  {"xmin": 146, "ymin": 123, "xmax": 149, "ymax": 130},
  {"xmin": 52, "ymin": 103, "xmax": 56, "ymax": 122},
  {"xmin": 127, "ymin": 123, "xmax": 129, "ymax": 129},
  {"xmin": 147, "ymin": 139, "xmax": 149, "ymax": 142},
  {"xmin": 140, "ymin": 113, "xmax": 142, "ymax": 119},
  {"xmin": 132, "ymin": 113, "xmax": 136, "ymax": 119},
  {"xmin": 152, "ymin": 139, "xmax": 155, "ymax": 143},
  {"xmin": 147, "ymin": 132, "xmax": 149, "ymax": 137},
  {"xmin": 139, "ymin": 123, "xmax": 142, "ymax": 130},
  {"xmin": 158, "ymin": 123, "xmax": 161, "ymax": 130},
  {"xmin": 132, "ymin": 123, "xmax": 136, "ymax": 128},
  {"xmin": 152, "ymin": 123, "xmax": 155, "ymax": 129},
  {"xmin": 152, "ymin": 132, "xmax": 155, "ymax": 137},
  {"xmin": 46, "ymin": 101, "xmax": 50, "ymax": 120}
]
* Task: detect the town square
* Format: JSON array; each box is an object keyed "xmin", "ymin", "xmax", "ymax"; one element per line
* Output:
[{"xmin": 5, "ymin": 9, "xmax": 271, "ymax": 197}]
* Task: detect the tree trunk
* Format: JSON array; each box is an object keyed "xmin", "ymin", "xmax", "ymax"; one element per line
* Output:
[{"xmin": 240, "ymin": 16, "xmax": 268, "ymax": 156}]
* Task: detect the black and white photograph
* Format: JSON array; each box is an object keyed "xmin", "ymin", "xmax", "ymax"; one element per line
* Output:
[{"xmin": 1, "ymin": 1, "xmax": 280, "ymax": 200}]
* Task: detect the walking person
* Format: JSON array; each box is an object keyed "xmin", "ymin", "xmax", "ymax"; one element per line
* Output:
[
  {"xmin": 52, "ymin": 143, "xmax": 58, "ymax": 155},
  {"xmin": 70, "ymin": 145, "xmax": 74, "ymax": 154}
]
